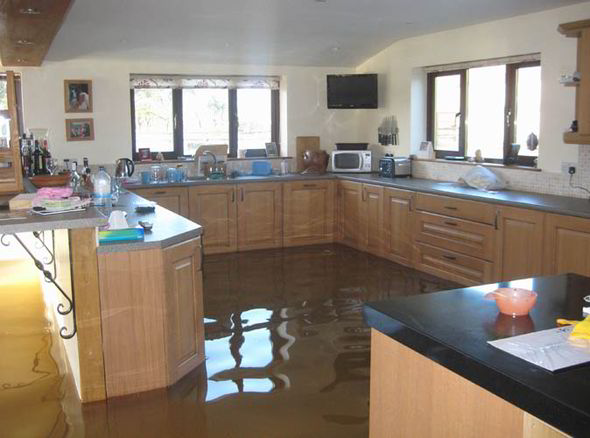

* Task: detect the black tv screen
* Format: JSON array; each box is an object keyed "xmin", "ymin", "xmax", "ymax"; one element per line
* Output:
[{"xmin": 327, "ymin": 74, "xmax": 378, "ymax": 109}]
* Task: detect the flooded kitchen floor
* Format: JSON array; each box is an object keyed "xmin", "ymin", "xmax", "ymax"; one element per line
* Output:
[{"xmin": 1, "ymin": 244, "xmax": 458, "ymax": 437}]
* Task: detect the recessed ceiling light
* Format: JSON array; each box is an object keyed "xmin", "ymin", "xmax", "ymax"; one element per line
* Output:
[
  {"xmin": 19, "ymin": 7, "xmax": 41, "ymax": 15},
  {"xmin": 16, "ymin": 39, "xmax": 34, "ymax": 46},
  {"xmin": 331, "ymin": 46, "xmax": 340, "ymax": 52}
]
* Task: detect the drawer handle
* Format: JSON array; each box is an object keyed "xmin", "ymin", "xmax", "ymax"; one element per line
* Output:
[
  {"xmin": 303, "ymin": 184, "xmax": 317, "ymax": 188},
  {"xmin": 444, "ymin": 206, "xmax": 458, "ymax": 211},
  {"xmin": 444, "ymin": 221, "xmax": 458, "ymax": 227},
  {"xmin": 154, "ymin": 191, "xmax": 167, "ymax": 195},
  {"xmin": 442, "ymin": 254, "xmax": 457, "ymax": 261}
]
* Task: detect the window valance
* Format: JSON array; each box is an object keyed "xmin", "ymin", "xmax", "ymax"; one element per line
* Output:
[{"xmin": 130, "ymin": 74, "xmax": 280, "ymax": 90}]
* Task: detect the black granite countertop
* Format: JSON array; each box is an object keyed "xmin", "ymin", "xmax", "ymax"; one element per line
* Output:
[
  {"xmin": 125, "ymin": 172, "xmax": 590, "ymax": 220},
  {"xmin": 363, "ymin": 274, "xmax": 590, "ymax": 437}
]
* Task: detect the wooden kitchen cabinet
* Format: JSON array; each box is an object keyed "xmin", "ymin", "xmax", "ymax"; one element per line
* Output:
[
  {"xmin": 337, "ymin": 180, "xmax": 364, "ymax": 249},
  {"xmin": 132, "ymin": 187, "xmax": 189, "ymax": 218},
  {"xmin": 163, "ymin": 237, "xmax": 205, "ymax": 384},
  {"xmin": 283, "ymin": 180, "xmax": 335, "ymax": 246},
  {"xmin": 337, "ymin": 181, "xmax": 383, "ymax": 255},
  {"xmin": 237, "ymin": 182, "xmax": 283, "ymax": 251},
  {"xmin": 382, "ymin": 188, "xmax": 414, "ymax": 267},
  {"xmin": 189, "ymin": 185, "xmax": 237, "ymax": 254},
  {"xmin": 364, "ymin": 184, "xmax": 384, "ymax": 256},
  {"xmin": 495, "ymin": 206, "xmax": 545, "ymax": 281},
  {"xmin": 544, "ymin": 213, "xmax": 590, "ymax": 276}
]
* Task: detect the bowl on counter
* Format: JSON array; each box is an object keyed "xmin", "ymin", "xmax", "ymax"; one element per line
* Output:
[{"xmin": 485, "ymin": 288, "xmax": 538, "ymax": 317}]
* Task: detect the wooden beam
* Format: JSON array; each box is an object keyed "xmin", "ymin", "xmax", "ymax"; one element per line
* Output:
[
  {"xmin": 0, "ymin": 0, "xmax": 74, "ymax": 67},
  {"xmin": 558, "ymin": 19, "xmax": 590, "ymax": 38}
]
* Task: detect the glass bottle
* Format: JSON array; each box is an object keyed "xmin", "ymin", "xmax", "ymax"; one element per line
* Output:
[{"xmin": 70, "ymin": 161, "xmax": 81, "ymax": 191}]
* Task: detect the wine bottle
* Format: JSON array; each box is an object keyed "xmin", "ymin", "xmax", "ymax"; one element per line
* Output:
[{"xmin": 32, "ymin": 140, "xmax": 41, "ymax": 175}]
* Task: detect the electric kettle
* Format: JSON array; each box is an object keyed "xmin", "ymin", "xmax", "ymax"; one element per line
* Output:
[{"xmin": 115, "ymin": 158, "xmax": 135, "ymax": 178}]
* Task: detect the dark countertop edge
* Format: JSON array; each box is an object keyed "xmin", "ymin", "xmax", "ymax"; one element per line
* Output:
[
  {"xmin": 96, "ymin": 227, "xmax": 202, "ymax": 254},
  {"xmin": 363, "ymin": 304, "xmax": 588, "ymax": 437},
  {"xmin": 125, "ymin": 173, "xmax": 590, "ymax": 220}
]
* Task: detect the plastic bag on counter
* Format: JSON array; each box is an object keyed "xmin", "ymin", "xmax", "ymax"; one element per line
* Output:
[{"xmin": 458, "ymin": 165, "xmax": 508, "ymax": 191}]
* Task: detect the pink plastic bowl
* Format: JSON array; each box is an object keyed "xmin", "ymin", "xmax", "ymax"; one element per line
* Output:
[{"xmin": 484, "ymin": 288, "xmax": 538, "ymax": 317}]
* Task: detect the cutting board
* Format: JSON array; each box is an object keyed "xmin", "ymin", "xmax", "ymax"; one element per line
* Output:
[
  {"xmin": 9, "ymin": 193, "xmax": 35, "ymax": 210},
  {"xmin": 295, "ymin": 136, "xmax": 320, "ymax": 172}
]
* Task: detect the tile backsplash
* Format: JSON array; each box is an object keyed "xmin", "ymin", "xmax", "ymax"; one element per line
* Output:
[{"xmin": 412, "ymin": 148, "xmax": 590, "ymax": 199}]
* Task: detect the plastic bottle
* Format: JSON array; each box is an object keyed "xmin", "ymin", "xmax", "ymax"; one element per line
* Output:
[
  {"xmin": 93, "ymin": 166, "xmax": 112, "ymax": 207},
  {"xmin": 70, "ymin": 161, "xmax": 81, "ymax": 191}
]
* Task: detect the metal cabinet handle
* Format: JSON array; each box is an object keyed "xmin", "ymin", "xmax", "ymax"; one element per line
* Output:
[
  {"xmin": 362, "ymin": 188, "xmax": 367, "ymax": 202},
  {"xmin": 241, "ymin": 188, "xmax": 244, "ymax": 202},
  {"xmin": 231, "ymin": 190, "xmax": 235, "ymax": 203},
  {"xmin": 303, "ymin": 184, "xmax": 317, "ymax": 188},
  {"xmin": 154, "ymin": 191, "xmax": 167, "ymax": 195},
  {"xmin": 409, "ymin": 197, "xmax": 413, "ymax": 212},
  {"xmin": 444, "ymin": 221, "xmax": 458, "ymax": 227},
  {"xmin": 494, "ymin": 210, "xmax": 499, "ymax": 230},
  {"xmin": 443, "ymin": 254, "xmax": 457, "ymax": 261},
  {"xmin": 444, "ymin": 206, "xmax": 458, "ymax": 211}
]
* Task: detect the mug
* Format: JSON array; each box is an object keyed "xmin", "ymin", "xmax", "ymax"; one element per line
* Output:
[
  {"xmin": 140, "ymin": 171, "xmax": 151, "ymax": 184},
  {"xmin": 166, "ymin": 167, "xmax": 178, "ymax": 183}
]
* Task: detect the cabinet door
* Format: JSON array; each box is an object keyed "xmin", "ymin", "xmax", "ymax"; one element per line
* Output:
[
  {"xmin": 544, "ymin": 213, "xmax": 590, "ymax": 276},
  {"xmin": 337, "ymin": 180, "xmax": 364, "ymax": 249},
  {"xmin": 237, "ymin": 182, "xmax": 283, "ymax": 251},
  {"xmin": 188, "ymin": 185, "xmax": 237, "ymax": 254},
  {"xmin": 283, "ymin": 180, "xmax": 335, "ymax": 246},
  {"xmin": 495, "ymin": 206, "xmax": 544, "ymax": 281},
  {"xmin": 163, "ymin": 237, "xmax": 205, "ymax": 384},
  {"xmin": 383, "ymin": 188, "xmax": 414, "ymax": 266},
  {"xmin": 132, "ymin": 187, "xmax": 189, "ymax": 217},
  {"xmin": 364, "ymin": 184, "xmax": 384, "ymax": 256}
]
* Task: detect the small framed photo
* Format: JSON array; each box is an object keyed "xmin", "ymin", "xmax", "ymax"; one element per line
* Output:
[
  {"xmin": 64, "ymin": 80, "xmax": 93, "ymax": 113},
  {"xmin": 265, "ymin": 142, "xmax": 279, "ymax": 157},
  {"xmin": 138, "ymin": 148, "xmax": 152, "ymax": 161},
  {"xmin": 66, "ymin": 118, "xmax": 94, "ymax": 141}
]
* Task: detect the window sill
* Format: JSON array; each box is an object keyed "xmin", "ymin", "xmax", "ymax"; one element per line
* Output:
[{"xmin": 412, "ymin": 158, "xmax": 541, "ymax": 172}]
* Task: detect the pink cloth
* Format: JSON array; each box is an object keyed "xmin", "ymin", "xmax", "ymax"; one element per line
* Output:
[{"xmin": 36, "ymin": 187, "xmax": 73, "ymax": 199}]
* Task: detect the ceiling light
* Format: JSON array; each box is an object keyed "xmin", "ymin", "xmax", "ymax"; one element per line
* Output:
[
  {"xmin": 16, "ymin": 39, "xmax": 34, "ymax": 46},
  {"xmin": 331, "ymin": 46, "xmax": 340, "ymax": 52},
  {"xmin": 19, "ymin": 7, "xmax": 41, "ymax": 15},
  {"xmin": 315, "ymin": 0, "xmax": 327, "ymax": 3}
]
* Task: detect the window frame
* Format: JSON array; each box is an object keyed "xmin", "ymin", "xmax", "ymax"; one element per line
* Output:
[
  {"xmin": 131, "ymin": 87, "xmax": 280, "ymax": 160},
  {"xmin": 427, "ymin": 60, "xmax": 541, "ymax": 166}
]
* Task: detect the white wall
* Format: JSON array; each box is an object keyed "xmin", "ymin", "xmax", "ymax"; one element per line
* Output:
[
  {"xmin": 356, "ymin": 2, "xmax": 590, "ymax": 174},
  {"xmin": 16, "ymin": 60, "xmax": 360, "ymax": 164}
]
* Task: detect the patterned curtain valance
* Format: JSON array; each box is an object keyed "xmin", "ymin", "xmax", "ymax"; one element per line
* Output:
[
  {"xmin": 130, "ymin": 74, "xmax": 280, "ymax": 90},
  {"xmin": 423, "ymin": 53, "xmax": 541, "ymax": 73}
]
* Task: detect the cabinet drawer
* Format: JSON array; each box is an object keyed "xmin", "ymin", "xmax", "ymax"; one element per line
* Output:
[
  {"xmin": 133, "ymin": 187, "xmax": 188, "ymax": 199},
  {"xmin": 415, "ymin": 193, "xmax": 496, "ymax": 225},
  {"xmin": 414, "ymin": 211, "xmax": 495, "ymax": 261},
  {"xmin": 414, "ymin": 242, "xmax": 494, "ymax": 286}
]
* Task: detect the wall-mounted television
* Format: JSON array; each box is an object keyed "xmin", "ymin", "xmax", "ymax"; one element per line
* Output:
[{"xmin": 327, "ymin": 74, "xmax": 378, "ymax": 109}]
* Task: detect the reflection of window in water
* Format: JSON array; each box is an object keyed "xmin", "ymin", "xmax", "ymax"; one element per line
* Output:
[{"xmin": 205, "ymin": 308, "xmax": 287, "ymax": 402}]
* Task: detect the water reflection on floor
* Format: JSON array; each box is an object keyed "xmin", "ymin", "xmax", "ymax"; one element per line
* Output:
[{"xmin": 1, "ymin": 244, "xmax": 457, "ymax": 437}]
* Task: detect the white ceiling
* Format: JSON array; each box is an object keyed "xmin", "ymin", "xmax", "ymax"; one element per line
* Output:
[{"xmin": 47, "ymin": 0, "xmax": 587, "ymax": 67}]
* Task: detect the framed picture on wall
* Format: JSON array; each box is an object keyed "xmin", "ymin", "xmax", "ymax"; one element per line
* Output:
[
  {"xmin": 64, "ymin": 80, "xmax": 93, "ymax": 113},
  {"xmin": 66, "ymin": 118, "xmax": 94, "ymax": 141}
]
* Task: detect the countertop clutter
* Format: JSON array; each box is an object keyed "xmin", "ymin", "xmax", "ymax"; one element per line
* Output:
[{"xmin": 364, "ymin": 274, "xmax": 590, "ymax": 438}]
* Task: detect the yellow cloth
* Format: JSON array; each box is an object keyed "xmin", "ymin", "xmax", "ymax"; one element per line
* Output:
[{"xmin": 570, "ymin": 316, "xmax": 590, "ymax": 340}]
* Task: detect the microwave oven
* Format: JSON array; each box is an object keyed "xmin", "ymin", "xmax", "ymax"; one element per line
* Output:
[{"xmin": 330, "ymin": 150, "xmax": 372, "ymax": 173}]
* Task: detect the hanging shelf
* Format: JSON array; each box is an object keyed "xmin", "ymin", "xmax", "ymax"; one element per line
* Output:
[{"xmin": 559, "ymin": 19, "xmax": 590, "ymax": 144}]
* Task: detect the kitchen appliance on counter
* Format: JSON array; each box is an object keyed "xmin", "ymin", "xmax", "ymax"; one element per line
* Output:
[
  {"xmin": 115, "ymin": 158, "xmax": 135, "ymax": 178},
  {"xmin": 379, "ymin": 155, "xmax": 411, "ymax": 178},
  {"xmin": 331, "ymin": 150, "xmax": 371, "ymax": 173}
]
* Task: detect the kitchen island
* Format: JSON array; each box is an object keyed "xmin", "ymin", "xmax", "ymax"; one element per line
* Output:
[
  {"xmin": 0, "ymin": 191, "xmax": 203, "ymax": 402},
  {"xmin": 363, "ymin": 274, "xmax": 590, "ymax": 437}
]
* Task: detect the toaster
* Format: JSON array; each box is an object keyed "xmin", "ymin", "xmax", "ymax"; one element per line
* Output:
[{"xmin": 379, "ymin": 156, "xmax": 411, "ymax": 178}]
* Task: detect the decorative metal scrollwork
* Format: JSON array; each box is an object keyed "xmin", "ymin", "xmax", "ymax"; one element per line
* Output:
[{"xmin": 1, "ymin": 232, "xmax": 76, "ymax": 339}]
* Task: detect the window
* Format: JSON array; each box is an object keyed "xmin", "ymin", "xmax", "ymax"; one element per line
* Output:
[
  {"xmin": 427, "ymin": 60, "xmax": 541, "ymax": 166},
  {"xmin": 130, "ymin": 75, "xmax": 280, "ymax": 160}
]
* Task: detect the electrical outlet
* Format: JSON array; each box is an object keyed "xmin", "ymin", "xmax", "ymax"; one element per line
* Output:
[{"xmin": 562, "ymin": 162, "xmax": 577, "ymax": 175}]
